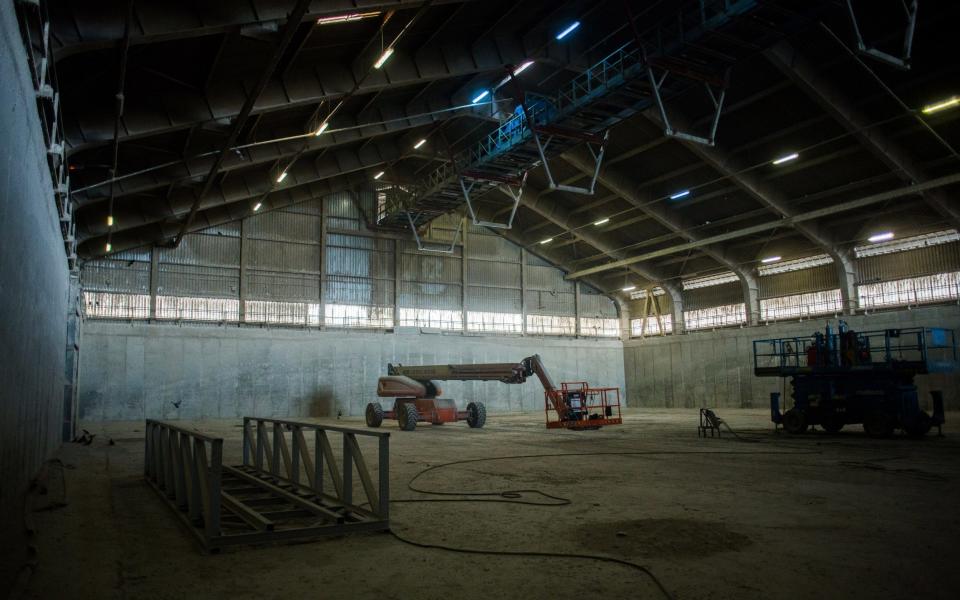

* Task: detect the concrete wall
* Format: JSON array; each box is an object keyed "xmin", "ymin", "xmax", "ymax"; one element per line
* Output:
[
  {"xmin": 78, "ymin": 321, "xmax": 625, "ymax": 421},
  {"xmin": 624, "ymin": 304, "xmax": 960, "ymax": 410},
  {"xmin": 0, "ymin": 1, "xmax": 69, "ymax": 534}
]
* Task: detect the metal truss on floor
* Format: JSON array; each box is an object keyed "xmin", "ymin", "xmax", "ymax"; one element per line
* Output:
[{"xmin": 144, "ymin": 417, "xmax": 390, "ymax": 553}]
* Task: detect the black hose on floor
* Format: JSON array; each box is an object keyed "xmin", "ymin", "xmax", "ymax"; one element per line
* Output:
[{"xmin": 386, "ymin": 447, "xmax": 820, "ymax": 600}]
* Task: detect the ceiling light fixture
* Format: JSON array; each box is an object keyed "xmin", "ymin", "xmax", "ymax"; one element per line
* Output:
[
  {"xmin": 761, "ymin": 256, "xmax": 782, "ymax": 264},
  {"xmin": 556, "ymin": 21, "xmax": 580, "ymax": 40},
  {"xmin": 868, "ymin": 231, "xmax": 894, "ymax": 243},
  {"xmin": 106, "ymin": 215, "xmax": 114, "ymax": 227},
  {"xmin": 314, "ymin": 121, "xmax": 329, "ymax": 136},
  {"xmin": 513, "ymin": 60, "xmax": 534, "ymax": 75},
  {"xmin": 413, "ymin": 138, "xmax": 427, "ymax": 149},
  {"xmin": 539, "ymin": 237, "xmax": 553, "ymax": 245},
  {"xmin": 253, "ymin": 202, "xmax": 262, "ymax": 212},
  {"xmin": 669, "ymin": 189, "xmax": 690, "ymax": 200},
  {"xmin": 105, "ymin": 242, "xmax": 112, "ymax": 252},
  {"xmin": 921, "ymin": 96, "xmax": 959, "ymax": 114},
  {"xmin": 622, "ymin": 285, "xmax": 636, "ymax": 292},
  {"xmin": 472, "ymin": 90, "xmax": 490, "ymax": 104},
  {"xmin": 276, "ymin": 171, "xmax": 288, "ymax": 183},
  {"xmin": 772, "ymin": 152, "xmax": 799, "ymax": 165},
  {"xmin": 593, "ymin": 218, "xmax": 609, "ymax": 226},
  {"xmin": 373, "ymin": 47, "xmax": 394, "ymax": 69},
  {"xmin": 316, "ymin": 11, "xmax": 380, "ymax": 26},
  {"xmin": 374, "ymin": 171, "xmax": 385, "ymax": 180}
]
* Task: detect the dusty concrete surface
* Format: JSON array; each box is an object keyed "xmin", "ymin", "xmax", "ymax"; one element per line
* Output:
[{"xmin": 16, "ymin": 409, "xmax": 960, "ymax": 600}]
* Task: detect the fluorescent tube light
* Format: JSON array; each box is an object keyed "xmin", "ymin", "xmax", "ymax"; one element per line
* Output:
[
  {"xmin": 373, "ymin": 47, "xmax": 394, "ymax": 69},
  {"xmin": 868, "ymin": 231, "xmax": 894, "ymax": 243},
  {"xmin": 556, "ymin": 21, "xmax": 580, "ymax": 40},
  {"xmin": 772, "ymin": 152, "xmax": 799, "ymax": 165},
  {"xmin": 921, "ymin": 96, "xmax": 959, "ymax": 114}
]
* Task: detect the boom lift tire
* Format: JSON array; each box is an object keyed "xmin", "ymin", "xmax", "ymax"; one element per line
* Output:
[
  {"xmin": 905, "ymin": 410, "xmax": 932, "ymax": 438},
  {"xmin": 398, "ymin": 404, "xmax": 419, "ymax": 431},
  {"xmin": 783, "ymin": 408, "xmax": 808, "ymax": 435},
  {"xmin": 466, "ymin": 402, "xmax": 486, "ymax": 429},
  {"xmin": 863, "ymin": 410, "xmax": 894, "ymax": 438},
  {"xmin": 820, "ymin": 409, "xmax": 844, "ymax": 434},
  {"xmin": 366, "ymin": 403, "xmax": 384, "ymax": 428}
]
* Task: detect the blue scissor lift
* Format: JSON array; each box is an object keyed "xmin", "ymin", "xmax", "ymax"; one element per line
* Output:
[
  {"xmin": 754, "ymin": 322, "xmax": 957, "ymax": 437},
  {"xmin": 373, "ymin": 0, "xmax": 810, "ymax": 249}
]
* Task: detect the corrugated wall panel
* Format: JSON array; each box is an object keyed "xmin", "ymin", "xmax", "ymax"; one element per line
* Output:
[
  {"xmin": 246, "ymin": 210, "xmax": 321, "ymax": 243},
  {"xmin": 159, "ymin": 234, "xmax": 240, "ymax": 268},
  {"xmin": 466, "ymin": 233, "xmax": 521, "ymax": 262},
  {"xmin": 525, "ymin": 290, "xmax": 576, "ymax": 315},
  {"xmin": 759, "ymin": 264, "xmax": 837, "ymax": 298},
  {"xmin": 399, "ymin": 282, "xmax": 462, "ymax": 309},
  {"xmin": 247, "ymin": 271, "xmax": 320, "ymax": 301},
  {"xmin": 400, "ymin": 252, "xmax": 461, "ymax": 284},
  {"xmin": 466, "ymin": 259, "xmax": 521, "ymax": 289},
  {"xmin": 157, "ymin": 264, "xmax": 239, "ymax": 298},
  {"xmin": 324, "ymin": 275, "xmax": 393, "ymax": 306},
  {"xmin": 247, "ymin": 239, "xmax": 321, "ymax": 274},
  {"xmin": 81, "ymin": 260, "xmax": 150, "ymax": 293},
  {"xmin": 465, "ymin": 285, "xmax": 522, "ymax": 312},
  {"xmin": 683, "ymin": 281, "xmax": 743, "ymax": 310},
  {"xmin": 579, "ymin": 291, "xmax": 617, "ymax": 318},
  {"xmin": 526, "ymin": 264, "xmax": 574, "ymax": 292},
  {"xmin": 858, "ymin": 241, "xmax": 960, "ymax": 283}
]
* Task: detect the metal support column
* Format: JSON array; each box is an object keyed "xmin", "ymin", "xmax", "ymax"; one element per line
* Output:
[
  {"xmin": 394, "ymin": 237, "xmax": 402, "ymax": 331},
  {"xmin": 319, "ymin": 202, "xmax": 328, "ymax": 329},
  {"xmin": 461, "ymin": 216, "xmax": 468, "ymax": 333},
  {"xmin": 239, "ymin": 219, "xmax": 248, "ymax": 323},
  {"xmin": 574, "ymin": 281, "xmax": 582, "ymax": 338},
  {"xmin": 149, "ymin": 245, "xmax": 159, "ymax": 319},
  {"xmin": 520, "ymin": 248, "xmax": 527, "ymax": 335}
]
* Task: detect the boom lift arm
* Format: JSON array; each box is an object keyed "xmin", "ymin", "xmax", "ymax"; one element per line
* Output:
[{"xmin": 370, "ymin": 354, "xmax": 621, "ymax": 430}]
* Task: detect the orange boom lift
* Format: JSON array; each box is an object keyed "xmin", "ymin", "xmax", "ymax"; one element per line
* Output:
[{"xmin": 365, "ymin": 354, "xmax": 622, "ymax": 431}]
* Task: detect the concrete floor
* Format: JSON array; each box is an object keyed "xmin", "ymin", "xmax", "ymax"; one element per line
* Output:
[{"xmin": 15, "ymin": 409, "xmax": 960, "ymax": 600}]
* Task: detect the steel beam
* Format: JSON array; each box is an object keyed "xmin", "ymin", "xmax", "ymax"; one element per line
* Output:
[
  {"xmin": 564, "ymin": 149, "xmax": 760, "ymax": 325},
  {"xmin": 171, "ymin": 0, "xmax": 316, "ymax": 247},
  {"xmin": 765, "ymin": 40, "xmax": 960, "ymax": 231},
  {"xmin": 78, "ymin": 140, "xmax": 404, "ymax": 243},
  {"xmin": 72, "ymin": 93, "xmax": 471, "ymax": 207},
  {"xmin": 512, "ymin": 188, "xmax": 686, "ymax": 332},
  {"xmin": 564, "ymin": 172, "xmax": 960, "ymax": 279},
  {"xmin": 490, "ymin": 228, "xmax": 626, "ymax": 319},
  {"xmin": 62, "ymin": 26, "xmax": 532, "ymax": 154},
  {"xmin": 644, "ymin": 108, "xmax": 861, "ymax": 315},
  {"xmin": 51, "ymin": 1, "xmax": 470, "ymax": 60}
]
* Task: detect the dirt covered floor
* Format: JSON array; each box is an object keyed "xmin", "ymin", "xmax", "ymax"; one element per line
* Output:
[{"xmin": 15, "ymin": 409, "xmax": 960, "ymax": 600}]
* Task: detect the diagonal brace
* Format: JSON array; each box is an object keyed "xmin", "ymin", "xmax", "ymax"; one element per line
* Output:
[
  {"xmin": 845, "ymin": 0, "xmax": 918, "ymax": 70},
  {"xmin": 406, "ymin": 211, "xmax": 463, "ymax": 254},
  {"xmin": 648, "ymin": 66, "xmax": 728, "ymax": 147},
  {"xmin": 459, "ymin": 171, "xmax": 527, "ymax": 229}
]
